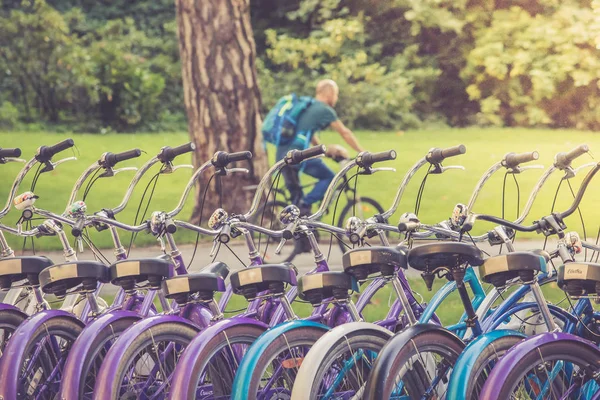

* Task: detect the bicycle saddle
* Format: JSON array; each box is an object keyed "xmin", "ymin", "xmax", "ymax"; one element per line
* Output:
[
  {"xmin": 0, "ymin": 256, "xmax": 54, "ymax": 289},
  {"xmin": 479, "ymin": 252, "xmax": 547, "ymax": 287},
  {"xmin": 162, "ymin": 272, "xmax": 227, "ymax": 304},
  {"xmin": 558, "ymin": 262, "xmax": 600, "ymax": 297},
  {"xmin": 230, "ymin": 264, "xmax": 297, "ymax": 300},
  {"xmin": 39, "ymin": 261, "xmax": 110, "ymax": 297},
  {"xmin": 343, "ymin": 246, "xmax": 408, "ymax": 280},
  {"xmin": 298, "ymin": 271, "xmax": 359, "ymax": 306},
  {"xmin": 408, "ymin": 242, "xmax": 484, "ymax": 272},
  {"xmin": 110, "ymin": 258, "xmax": 173, "ymax": 290},
  {"xmin": 198, "ymin": 261, "xmax": 230, "ymax": 280}
]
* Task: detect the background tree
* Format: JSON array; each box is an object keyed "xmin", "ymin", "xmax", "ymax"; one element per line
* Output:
[{"xmin": 175, "ymin": 0, "xmax": 268, "ymax": 220}]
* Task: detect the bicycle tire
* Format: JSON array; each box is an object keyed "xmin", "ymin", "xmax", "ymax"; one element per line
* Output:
[
  {"xmin": 244, "ymin": 326, "xmax": 326, "ymax": 400},
  {"xmin": 1, "ymin": 315, "xmax": 82, "ymax": 399},
  {"xmin": 337, "ymin": 197, "xmax": 386, "ymax": 253},
  {"xmin": 482, "ymin": 338, "xmax": 600, "ymax": 399},
  {"xmin": 454, "ymin": 334, "xmax": 524, "ymax": 400},
  {"xmin": 69, "ymin": 317, "xmax": 138, "ymax": 399},
  {"xmin": 0, "ymin": 309, "xmax": 26, "ymax": 358},
  {"xmin": 365, "ymin": 326, "xmax": 466, "ymax": 400},
  {"xmin": 174, "ymin": 324, "xmax": 266, "ymax": 399},
  {"xmin": 291, "ymin": 323, "xmax": 392, "ymax": 399},
  {"xmin": 107, "ymin": 322, "xmax": 198, "ymax": 399}
]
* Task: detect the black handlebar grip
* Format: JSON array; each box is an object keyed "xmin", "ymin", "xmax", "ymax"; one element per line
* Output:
[
  {"xmin": 282, "ymin": 229, "xmax": 294, "ymax": 240},
  {"xmin": 71, "ymin": 218, "xmax": 85, "ymax": 237},
  {"xmin": 289, "ymin": 145, "xmax": 326, "ymax": 165},
  {"xmin": 359, "ymin": 150, "xmax": 397, "ymax": 167},
  {"xmin": 158, "ymin": 142, "xmax": 196, "ymax": 163},
  {"xmin": 36, "ymin": 138, "xmax": 75, "ymax": 162},
  {"xmin": 503, "ymin": 151, "xmax": 539, "ymax": 168},
  {"xmin": 165, "ymin": 218, "xmax": 177, "ymax": 234},
  {"xmin": 103, "ymin": 149, "xmax": 142, "ymax": 168},
  {"xmin": 212, "ymin": 151, "xmax": 253, "ymax": 168},
  {"xmin": 426, "ymin": 145, "xmax": 466, "ymax": 164},
  {"xmin": 566, "ymin": 144, "xmax": 589, "ymax": 163},
  {"xmin": 0, "ymin": 148, "xmax": 21, "ymax": 158},
  {"xmin": 218, "ymin": 224, "xmax": 231, "ymax": 244}
]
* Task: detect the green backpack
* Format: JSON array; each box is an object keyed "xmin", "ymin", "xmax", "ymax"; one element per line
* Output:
[{"xmin": 262, "ymin": 94, "xmax": 314, "ymax": 146}]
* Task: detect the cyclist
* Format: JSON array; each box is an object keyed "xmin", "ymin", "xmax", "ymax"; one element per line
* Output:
[{"xmin": 272, "ymin": 79, "xmax": 365, "ymax": 216}]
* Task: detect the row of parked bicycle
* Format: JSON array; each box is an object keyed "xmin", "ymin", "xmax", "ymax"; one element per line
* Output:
[{"xmin": 0, "ymin": 139, "xmax": 599, "ymax": 399}]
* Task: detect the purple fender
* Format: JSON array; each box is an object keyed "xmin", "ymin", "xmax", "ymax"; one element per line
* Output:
[
  {"xmin": 59, "ymin": 310, "xmax": 141, "ymax": 399},
  {"xmin": 0, "ymin": 302, "xmax": 25, "ymax": 314},
  {"xmin": 93, "ymin": 314, "xmax": 201, "ymax": 399},
  {"xmin": 0, "ymin": 309, "xmax": 84, "ymax": 399},
  {"xmin": 480, "ymin": 332, "xmax": 600, "ymax": 400},
  {"xmin": 169, "ymin": 317, "xmax": 269, "ymax": 399}
]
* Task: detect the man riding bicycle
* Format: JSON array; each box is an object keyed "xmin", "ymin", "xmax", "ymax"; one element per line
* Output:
[{"xmin": 267, "ymin": 79, "xmax": 365, "ymax": 216}]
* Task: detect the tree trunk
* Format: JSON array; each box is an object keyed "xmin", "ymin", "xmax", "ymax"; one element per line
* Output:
[{"xmin": 176, "ymin": 0, "xmax": 268, "ymax": 224}]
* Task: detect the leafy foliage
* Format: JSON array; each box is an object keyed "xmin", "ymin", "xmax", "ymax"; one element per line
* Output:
[{"xmin": 1, "ymin": 0, "xmax": 600, "ymax": 131}]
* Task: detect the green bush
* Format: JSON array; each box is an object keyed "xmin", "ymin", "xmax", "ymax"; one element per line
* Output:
[{"xmin": 0, "ymin": 101, "xmax": 19, "ymax": 128}]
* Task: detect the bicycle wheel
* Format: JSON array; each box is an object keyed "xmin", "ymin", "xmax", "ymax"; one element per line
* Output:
[
  {"xmin": 108, "ymin": 322, "xmax": 198, "ymax": 399},
  {"xmin": 68, "ymin": 317, "xmax": 138, "ymax": 399},
  {"xmin": 243, "ymin": 326, "xmax": 326, "ymax": 400},
  {"xmin": 0, "ymin": 309, "xmax": 25, "ymax": 358},
  {"xmin": 0, "ymin": 315, "xmax": 82, "ymax": 399},
  {"xmin": 291, "ymin": 323, "xmax": 392, "ymax": 399},
  {"xmin": 449, "ymin": 333, "xmax": 524, "ymax": 400},
  {"xmin": 253, "ymin": 200, "xmax": 298, "ymax": 263},
  {"xmin": 364, "ymin": 325, "xmax": 466, "ymax": 400},
  {"xmin": 173, "ymin": 324, "xmax": 265, "ymax": 399},
  {"xmin": 481, "ymin": 336, "xmax": 600, "ymax": 399},
  {"xmin": 338, "ymin": 197, "xmax": 386, "ymax": 253}
]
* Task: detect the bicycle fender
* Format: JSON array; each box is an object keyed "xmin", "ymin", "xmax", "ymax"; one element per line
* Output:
[
  {"xmin": 170, "ymin": 317, "xmax": 269, "ymax": 399},
  {"xmin": 0, "ymin": 310, "xmax": 84, "ymax": 398},
  {"xmin": 0, "ymin": 302, "xmax": 25, "ymax": 314},
  {"xmin": 480, "ymin": 331, "xmax": 600, "ymax": 400},
  {"xmin": 59, "ymin": 310, "xmax": 141, "ymax": 399},
  {"xmin": 231, "ymin": 320, "xmax": 330, "ymax": 400},
  {"xmin": 94, "ymin": 315, "xmax": 199, "ymax": 400},
  {"xmin": 291, "ymin": 322, "xmax": 393, "ymax": 400},
  {"xmin": 446, "ymin": 330, "xmax": 526, "ymax": 399},
  {"xmin": 364, "ymin": 324, "xmax": 465, "ymax": 400}
]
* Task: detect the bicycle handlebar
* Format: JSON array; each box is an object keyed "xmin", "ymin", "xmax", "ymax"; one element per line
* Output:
[
  {"xmin": 157, "ymin": 142, "xmax": 196, "ymax": 163},
  {"xmin": 35, "ymin": 139, "xmax": 74, "ymax": 163},
  {"xmin": 0, "ymin": 148, "xmax": 21, "ymax": 158},
  {"xmin": 211, "ymin": 151, "xmax": 253, "ymax": 168},
  {"xmin": 426, "ymin": 145, "xmax": 466, "ymax": 164},
  {"xmin": 101, "ymin": 149, "xmax": 142, "ymax": 168},
  {"xmin": 554, "ymin": 144, "xmax": 589, "ymax": 170},
  {"xmin": 463, "ymin": 161, "xmax": 600, "ymax": 233},
  {"xmin": 286, "ymin": 145, "xmax": 326, "ymax": 165},
  {"xmin": 503, "ymin": 151, "xmax": 539, "ymax": 169},
  {"xmin": 357, "ymin": 150, "xmax": 397, "ymax": 168}
]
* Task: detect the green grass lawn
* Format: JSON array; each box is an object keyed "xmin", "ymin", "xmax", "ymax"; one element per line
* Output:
[{"xmin": 1, "ymin": 127, "xmax": 600, "ymax": 252}]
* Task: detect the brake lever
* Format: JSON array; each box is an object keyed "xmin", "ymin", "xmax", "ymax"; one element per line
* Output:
[
  {"xmin": 226, "ymin": 167, "xmax": 250, "ymax": 175},
  {"xmin": 209, "ymin": 238, "xmax": 219, "ymax": 257},
  {"xmin": 98, "ymin": 167, "xmax": 138, "ymax": 178},
  {"xmin": 2, "ymin": 157, "xmax": 26, "ymax": 163},
  {"xmin": 567, "ymin": 162, "xmax": 597, "ymax": 178},
  {"xmin": 440, "ymin": 165, "xmax": 466, "ymax": 172},
  {"xmin": 509, "ymin": 164, "xmax": 544, "ymax": 174},
  {"xmin": 363, "ymin": 167, "xmax": 396, "ymax": 174},
  {"xmin": 160, "ymin": 163, "xmax": 194, "ymax": 174},
  {"xmin": 275, "ymin": 238, "xmax": 287, "ymax": 254},
  {"xmin": 40, "ymin": 157, "xmax": 77, "ymax": 173}
]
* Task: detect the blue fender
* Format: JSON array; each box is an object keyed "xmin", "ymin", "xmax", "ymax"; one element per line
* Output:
[
  {"xmin": 480, "ymin": 332, "xmax": 600, "ymax": 400},
  {"xmin": 0, "ymin": 309, "xmax": 84, "ymax": 398},
  {"xmin": 169, "ymin": 317, "xmax": 269, "ymax": 399},
  {"xmin": 93, "ymin": 314, "xmax": 200, "ymax": 399},
  {"xmin": 231, "ymin": 320, "xmax": 330, "ymax": 400},
  {"xmin": 59, "ymin": 310, "xmax": 141, "ymax": 399},
  {"xmin": 446, "ymin": 329, "xmax": 526, "ymax": 399}
]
